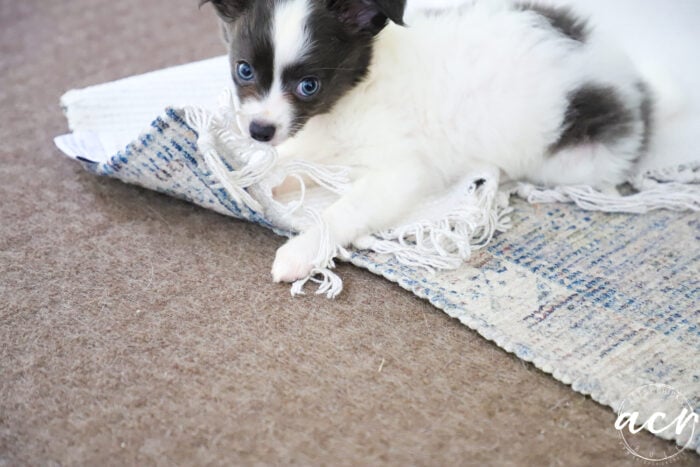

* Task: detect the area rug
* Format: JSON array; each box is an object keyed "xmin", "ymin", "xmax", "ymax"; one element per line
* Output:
[{"xmin": 55, "ymin": 56, "xmax": 700, "ymax": 454}]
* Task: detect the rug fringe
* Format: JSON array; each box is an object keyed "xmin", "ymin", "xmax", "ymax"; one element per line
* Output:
[
  {"xmin": 517, "ymin": 183, "xmax": 700, "ymax": 214},
  {"xmin": 362, "ymin": 183, "xmax": 512, "ymax": 273}
]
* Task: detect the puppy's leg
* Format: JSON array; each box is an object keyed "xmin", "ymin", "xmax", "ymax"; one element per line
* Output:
[
  {"xmin": 271, "ymin": 161, "xmax": 440, "ymax": 283},
  {"xmin": 529, "ymin": 143, "xmax": 637, "ymax": 193},
  {"xmin": 271, "ymin": 123, "xmax": 333, "ymax": 199}
]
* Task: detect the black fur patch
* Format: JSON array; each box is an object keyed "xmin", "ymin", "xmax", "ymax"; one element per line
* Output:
[
  {"xmin": 637, "ymin": 82, "xmax": 654, "ymax": 154},
  {"xmin": 228, "ymin": 0, "xmax": 275, "ymax": 97},
  {"xmin": 328, "ymin": 0, "xmax": 406, "ymax": 35},
  {"xmin": 517, "ymin": 3, "xmax": 589, "ymax": 43},
  {"xmin": 283, "ymin": 3, "xmax": 376, "ymax": 133},
  {"xmin": 550, "ymin": 84, "xmax": 636, "ymax": 153}
]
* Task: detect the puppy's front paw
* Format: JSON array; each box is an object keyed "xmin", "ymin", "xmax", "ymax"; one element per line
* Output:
[{"xmin": 271, "ymin": 230, "xmax": 320, "ymax": 283}]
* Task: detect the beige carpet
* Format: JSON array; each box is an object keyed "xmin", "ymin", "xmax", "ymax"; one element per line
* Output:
[{"xmin": 1, "ymin": 1, "xmax": 697, "ymax": 465}]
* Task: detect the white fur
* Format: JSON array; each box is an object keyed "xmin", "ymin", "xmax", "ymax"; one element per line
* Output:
[
  {"xmin": 271, "ymin": 0, "xmax": 649, "ymax": 282},
  {"xmin": 238, "ymin": 0, "xmax": 313, "ymax": 145},
  {"xmin": 273, "ymin": 0, "xmax": 312, "ymax": 71}
]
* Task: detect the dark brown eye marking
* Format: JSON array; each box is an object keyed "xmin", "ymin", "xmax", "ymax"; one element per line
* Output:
[
  {"xmin": 235, "ymin": 81, "xmax": 260, "ymax": 101},
  {"xmin": 230, "ymin": 57, "xmax": 263, "ymax": 101}
]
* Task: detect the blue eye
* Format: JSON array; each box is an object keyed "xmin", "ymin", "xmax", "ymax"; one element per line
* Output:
[
  {"xmin": 296, "ymin": 77, "xmax": 321, "ymax": 98},
  {"xmin": 236, "ymin": 61, "xmax": 254, "ymax": 81}
]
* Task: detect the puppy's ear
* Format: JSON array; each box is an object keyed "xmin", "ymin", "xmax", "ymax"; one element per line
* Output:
[
  {"xmin": 199, "ymin": 0, "xmax": 248, "ymax": 23},
  {"xmin": 219, "ymin": 19, "xmax": 233, "ymax": 45},
  {"xmin": 327, "ymin": 0, "xmax": 406, "ymax": 35}
]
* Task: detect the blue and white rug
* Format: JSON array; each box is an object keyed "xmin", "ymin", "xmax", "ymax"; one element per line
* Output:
[{"xmin": 55, "ymin": 55, "xmax": 700, "ymax": 455}]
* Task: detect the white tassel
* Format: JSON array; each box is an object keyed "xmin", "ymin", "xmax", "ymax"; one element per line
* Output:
[
  {"xmin": 201, "ymin": 148, "xmax": 264, "ymax": 212},
  {"xmin": 183, "ymin": 107, "xmax": 217, "ymax": 139},
  {"xmin": 263, "ymin": 161, "xmax": 350, "ymax": 221},
  {"xmin": 287, "ymin": 208, "xmax": 352, "ymax": 298},
  {"xmin": 185, "ymin": 100, "xmax": 282, "ymax": 214},
  {"xmin": 278, "ymin": 160, "xmax": 352, "ymax": 195},
  {"xmin": 517, "ymin": 183, "xmax": 700, "ymax": 213},
  {"xmin": 290, "ymin": 268, "xmax": 344, "ymax": 299},
  {"xmin": 361, "ymin": 175, "xmax": 512, "ymax": 273},
  {"xmin": 216, "ymin": 88, "xmax": 248, "ymax": 139}
]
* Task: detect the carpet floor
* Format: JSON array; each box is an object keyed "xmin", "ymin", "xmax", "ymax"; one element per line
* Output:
[{"xmin": 1, "ymin": 1, "xmax": 697, "ymax": 465}]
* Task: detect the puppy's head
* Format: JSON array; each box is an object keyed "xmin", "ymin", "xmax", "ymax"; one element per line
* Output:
[{"xmin": 201, "ymin": 0, "xmax": 406, "ymax": 145}]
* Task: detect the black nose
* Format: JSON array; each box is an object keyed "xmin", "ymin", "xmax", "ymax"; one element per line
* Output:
[{"xmin": 249, "ymin": 121, "xmax": 276, "ymax": 142}]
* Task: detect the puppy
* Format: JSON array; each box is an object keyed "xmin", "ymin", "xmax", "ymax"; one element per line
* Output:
[{"xmin": 201, "ymin": 0, "xmax": 653, "ymax": 283}]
